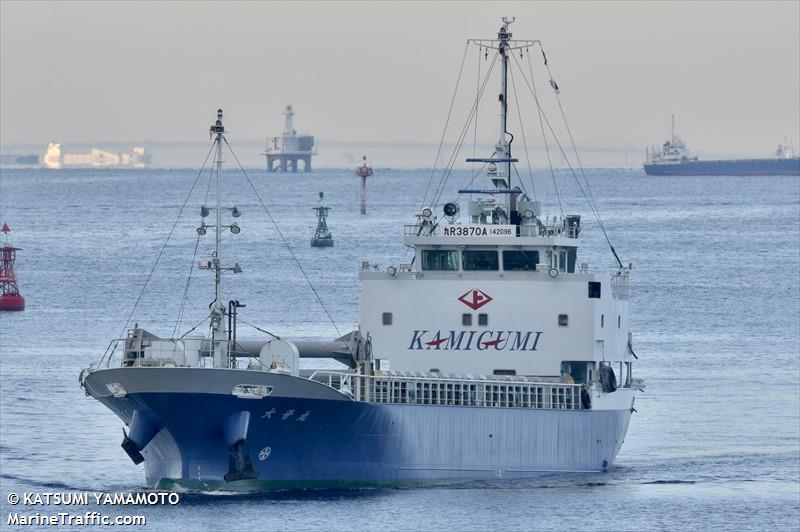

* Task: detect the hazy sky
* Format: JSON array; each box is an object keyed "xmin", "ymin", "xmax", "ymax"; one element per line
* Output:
[{"xmin": 2, "ymin": 1, "xmax": 799, "ymax": 159}]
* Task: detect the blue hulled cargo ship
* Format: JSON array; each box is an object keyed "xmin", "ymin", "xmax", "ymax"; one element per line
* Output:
[
  {"xmin": 644, "ymin": 116, "xmax": 800, "ymax": 176},
  {"xmin": 80, "ymin": 19, "xmax": 641, "ymax": 491}
]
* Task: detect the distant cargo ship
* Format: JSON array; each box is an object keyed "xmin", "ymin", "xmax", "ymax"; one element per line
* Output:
[
  {"xmin": 43, "ymin": 143, "xmax": 152, "ymax": 169},
  {"xmin": 644, "ymin": 116, "xmax": 800, "ymax": 176}
]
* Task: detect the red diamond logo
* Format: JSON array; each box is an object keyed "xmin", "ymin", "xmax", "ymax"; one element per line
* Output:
[{"xmin": 458, "ymin": 288, "xmax": 493, "ymax": 310}]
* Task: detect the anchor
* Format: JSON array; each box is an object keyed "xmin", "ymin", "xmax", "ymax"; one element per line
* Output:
[
  {"xmin": 222, "ymin": 411, "xmax": 259, "ymax": 482},
  {"xmin": 120, "ymin": 410, "xmax": 161, "ymax": 465}
]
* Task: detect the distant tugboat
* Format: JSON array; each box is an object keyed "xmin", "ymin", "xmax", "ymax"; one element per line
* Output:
[
  {"xmin": 644, "ymin": 115, "xmax": 800, "ymax": 176},
  {"xmin": 355, "ymin": 156, "xmax": 373, "ymax": 215},
  {"xmin": 311, "ymin": 192, "xmax": 334, "ymax": 247},
  {"xmin": 0, "ymin": 224, "xmax": 25, "ymax": 311}
]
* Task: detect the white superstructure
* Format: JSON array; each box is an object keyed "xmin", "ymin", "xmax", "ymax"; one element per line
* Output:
[
  {"xmin": 646, "ymin": 114, "xmax": 697, "ymax": 165},
  {"xmin": 360, "ymin": 222, "xmax": 631, "ymax": 382},
  {"xmin": 358, "ymin": 18, "xmax": 635, "ymax": 391},
  {"xmin": 43, "ymin": 142, "xmax": 151, "ymax": 169},
  {"xmin": 262, "ymin": 104, "xmax": 316, "ymax": 172}
]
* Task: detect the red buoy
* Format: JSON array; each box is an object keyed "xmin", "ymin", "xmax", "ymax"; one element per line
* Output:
[{"xmin": 0, "ymin": 223, "xmax": 25, "ymax": 311}]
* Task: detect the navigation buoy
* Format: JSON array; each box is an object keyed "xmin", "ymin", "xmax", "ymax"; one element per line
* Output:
[
  {"xmin": 311, "ymin": 192, "xmax": 334, "ymax": 247},
  {"xmin": 355, "ymin": 156, "xmax": 373, "ymax": 215},
  {"xmin": 0, "ymin": 223, "xmax": 25, "ymax": 311}
]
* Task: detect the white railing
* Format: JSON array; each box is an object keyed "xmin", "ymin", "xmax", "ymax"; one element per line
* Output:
[
  {"xmin": 99, "ymin": 337, "xmax": 264, "ymax": 370},
  {"xmin": 308, "ymin": 371, "xmax": 583, "ymax": 410},
  {"xmin": 404, "ymin": 224, "xmax": 436, "ymax": 236}
]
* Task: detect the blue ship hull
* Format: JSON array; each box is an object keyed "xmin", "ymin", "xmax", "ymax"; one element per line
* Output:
[
  {"xmin": 83, "ymin": 368, "xmax": 632, "ymax": 490},
  {"xmin": 644, "ymin": 157, "xmax": 800, "ymax": 176}
]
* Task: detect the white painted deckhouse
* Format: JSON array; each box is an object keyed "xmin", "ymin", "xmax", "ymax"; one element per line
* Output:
[{"xmin": 81, "ymin": 18, "xmax": 642, "ymax": 489}]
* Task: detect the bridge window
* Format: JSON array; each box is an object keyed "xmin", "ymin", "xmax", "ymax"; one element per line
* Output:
[
  {"xmin": 421, "ymin": 249, "xmax": 459, "ymax": 271},
  {"xmin": 463, "ymin": 250, "xmax": 499, "ymax": 271},
  {"xmin": 462, "ymin": 313, "xmax": 472, "ymax": 326},
  {"xmin": 566, "ymin": 248, "xmax": 577, "ymax": 273},
  {"xmin": 502, "ymin": 250, "xmax": 539, "ymax": 271},
  {"xmin": 588, "ymin": 281, "xmax": 601, "ymax": 298},
  {"xmin": 558, "ymin": 314, "xmax": 569, "ymax": 327},
  {"xmin": 478, "ymin": 313, "xmax": 488, "ymax": 326},
  {"xmin": 382, "ymin": 312, "xmax": 393, "ymax": 325}
]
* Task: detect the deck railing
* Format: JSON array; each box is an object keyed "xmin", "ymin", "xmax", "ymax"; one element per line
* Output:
[
  {"xmin": 98, "ymin": 337, "xmax": 261, "ymax": 370},
  {"xmin": 98, "ymin": 337, "xmax": 583, "ymax": 412},
  {"xmin": 308, "ymin": 371, "xmax": 583, "ymax": 410}
]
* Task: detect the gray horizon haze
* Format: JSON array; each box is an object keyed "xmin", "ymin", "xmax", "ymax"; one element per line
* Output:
[{"xmin": 2, "ymin": 1, "xmax": 799, "ymax": 167}]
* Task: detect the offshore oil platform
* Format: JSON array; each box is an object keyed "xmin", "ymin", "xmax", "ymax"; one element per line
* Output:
[{"xmin": 262, "ymin": 104, "xmax": 316, "ymax": 172}]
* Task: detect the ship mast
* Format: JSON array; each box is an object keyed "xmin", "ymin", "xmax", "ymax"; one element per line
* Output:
[
  {"xmin": 671, "ymin": 114, "xmax": 676, "ymax": 144},
  {"xmin": 201, "ymin": 109, "xmax": 243, "ymax": 367},
  {"xmin": 498, "ymin": 16, "xmax": 513, "ymax": 192},
  {"xmin": 210, "ymin": 110, "xmax": 226, "ymax": 362},
  {"xmin": 464, "ymin": 18, "xmax": 532, "ymax": 222}
]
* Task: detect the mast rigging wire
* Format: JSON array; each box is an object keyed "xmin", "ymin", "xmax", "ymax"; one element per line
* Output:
[
  {"xmin": 526, "ymin": 50, "xmax": 563, "ymax": 217},
  {"xmin": 430, "ymin": 50, "xmax": 498, "ymax": 208},
  {"xmin": 430, "ymin": 50, "xmax": 499, "ymax": 209},
  {"xmin": 471, "ymin": 44, "xmax": 481, "ymax": 178},
  {"xmin": 238, "ymin": 318, "xmax": 281, "ymax": 340},
  {"xmin": 512, "ymin": 51, "xmax": 623, "ymax": 268},
  {"xmin": 178, "ymin": 315, "xmax": 210, "ymax": 339},
  {"xmin": 508, "ymin": 58, "xmax": 537, "ymax": 201},
  {"xmin": 541, "ymin": 48, "xmax": 604, "ymax": 230},
  {"xmin": 420, "ymin": 42, "xmax": 471, "ymax": 211},
  {"xmin": 116, "ymin": 141, "xmax": 216, "ymax": 348},
  {"xmin": 173, "ymin": 162, "xmax": 217, "ymax": 337},
  {"xmin": 223, "ymin": 137, "xmax": 342, "ymax": 336}
]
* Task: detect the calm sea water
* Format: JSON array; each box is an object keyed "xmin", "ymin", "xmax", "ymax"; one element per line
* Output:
[{"xmin": 0, "ymin": 165, "xmax": 798, "ymax": 531}]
